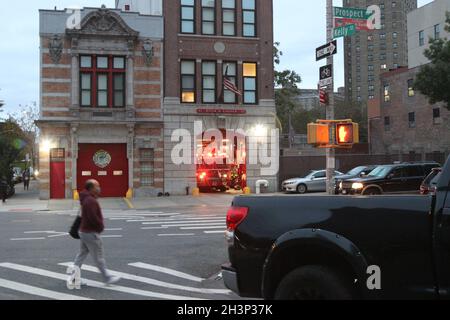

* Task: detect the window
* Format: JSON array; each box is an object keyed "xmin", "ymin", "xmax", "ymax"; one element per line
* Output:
[
  {"xmin": 419, "ymin": 30, "xmax": 425, "ymax": 46},
  {"xmin": 405, "ymin": 166, "xmax": 423, "ymax": 177},
  {"xmin": 223, "ymin": 62, "xmax": 237, "ymax": 103},
  {"xmin": 392, "ymin": 32, "xmax": 398, "ymax": 39},
  {"xmin": 434, "ymin": 24, "xmax": 440, "ymax": 39},
  {"xmin": 407, "ymin": 79, "xmax": 415, "ymax": 97},
  {"xmin": 222, "ymin": 0, "xmax": 236, "ymax": 36},
  {"xmin": 202, "ymin": 61, "xmax": 216, "ymax": 103},
  {"xmin": 242, "ymin": 0, "xmax": 256, "ymax": 37},
  {"xmin": 408, "ymin": 112, "xmax": 416, "ymax": 128},
  {"xmin": 384, "ymin": 84, "xmax": 390, "ymax": 102},
  {"xmin": 79, "ymin": 55, "xmax": 126, "ymax": 108},
  {"xmin": 140, "ymin": 149, "xmax": 154, "ymax": 187},
  {"xmin": 381, "ymin": 64, "xmax": 387, "ymax": 70},
  {"xmin": 433, "ymin": 108, "xmax": 441, "ymax": 124},
  {"xmin": 181, "ymin": 60, "xmax": 196, "ymax": 103},
  {"xmin": 201, "ymin": 0, "xmax": 215, "ymax": 35},
  {"xmin": 368, "ymin": 65, "xmax": 374, "ymax": 71},
  {"xmin": 243, "ymin": 62, "xmax": 257, "ymax": 104},
  {"xmin": 393, "ymin": 42, "xmax": 398, "ymax": 49},
  {"xmin": 384, "ymin": 116, "xmax": 391, "ymax": 131},
  {"xmin": 181, "ymin": 0, "xmax": 195, "ymax": 34}
]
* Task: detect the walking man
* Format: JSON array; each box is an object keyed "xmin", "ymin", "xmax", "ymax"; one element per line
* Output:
[
  {"xmin": 71, "ymin": 179, "xmax": 120, "ymax": 285},
  {"xmin": 22, "ymin": 169, "xmax": 30, "ymax": 191}
]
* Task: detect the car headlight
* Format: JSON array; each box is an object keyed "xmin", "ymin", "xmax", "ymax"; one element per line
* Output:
[
  {"xmin": 284, "ymin": 181, "xmax": 295, "ymax": 185},
  {"xmin": 352, "ymin": 183, "xmax": 364, "ymax": 190}
]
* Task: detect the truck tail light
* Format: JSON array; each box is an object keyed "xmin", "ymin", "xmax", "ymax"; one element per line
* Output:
[{"xmin": 226, "ymin": 207, "xmax": 248, "ymax": 231}]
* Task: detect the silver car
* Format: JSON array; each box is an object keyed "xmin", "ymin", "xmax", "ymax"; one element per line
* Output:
[{"xmin": 282, "ymin": 170, "xmax": 344, "ymax": 194}]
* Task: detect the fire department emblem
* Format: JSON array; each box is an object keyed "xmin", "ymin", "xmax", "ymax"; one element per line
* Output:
[{"xmin": 93, "ymin": 150, "xmax": 111, "ymax": 169}]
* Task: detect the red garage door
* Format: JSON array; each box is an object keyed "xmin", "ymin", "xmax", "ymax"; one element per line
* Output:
[{"xmin": 77, "ymin": 144, "xmax": 129, "ymax": 198}]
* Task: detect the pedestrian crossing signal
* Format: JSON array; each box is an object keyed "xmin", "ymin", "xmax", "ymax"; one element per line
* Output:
[
  {"xmin": 336, "ymin": 123, "xmax": 359, "ymax": 145},
  {"xmin": 307, "ymin": 123, "xmax": 330, "ymax": 146}
]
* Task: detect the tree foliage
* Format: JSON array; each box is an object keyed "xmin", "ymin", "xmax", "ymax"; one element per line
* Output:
[
  {"xmin": 414, "ymin": 12, "xmax": 450, "ymax": 110},
  {"xmin": 0, "ymin": 120, "xmax": 28, "ymax": 185}
]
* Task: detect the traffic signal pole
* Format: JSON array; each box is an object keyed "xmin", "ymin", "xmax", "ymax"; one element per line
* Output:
[{"xmin": 326, "ymin": 0, "xmax": 336, "ymax": 195}]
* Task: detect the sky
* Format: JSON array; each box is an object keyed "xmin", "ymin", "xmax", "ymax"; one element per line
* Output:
[{"xmin": 0, "ymin": 0, "xmax": 434, "ymax": 116}]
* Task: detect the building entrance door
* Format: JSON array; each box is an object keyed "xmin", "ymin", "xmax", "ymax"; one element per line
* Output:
[{"xmin": 50, "ymin": 148, "xmax": 66, "ymax": 199}]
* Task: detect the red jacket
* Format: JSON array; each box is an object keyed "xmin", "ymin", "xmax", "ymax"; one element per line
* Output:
[{"xmin": 79, "ymin": 190, "xmax": 104, "ymax": 234}]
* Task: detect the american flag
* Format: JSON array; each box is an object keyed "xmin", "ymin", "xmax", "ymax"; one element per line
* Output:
[{"xmin": 223, "ymin": 65, "xmax": 242, "ymax": 96}]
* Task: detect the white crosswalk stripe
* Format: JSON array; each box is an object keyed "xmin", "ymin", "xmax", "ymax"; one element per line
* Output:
[
  {"xmin": 128, "ymin": 262, "xmax": 204, "ymax": 283},
  {"xmin": 0, "ymin": 262, "xmax": 211, "ymax": 300},
  {"xmin": 0, "ymin": 278, "xmax": 92, "ymax": 300}
]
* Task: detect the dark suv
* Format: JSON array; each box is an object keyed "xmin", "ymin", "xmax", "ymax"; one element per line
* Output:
[{"xmin": 339, "ymin": 162, "xmax": 439, "ymax": 195}]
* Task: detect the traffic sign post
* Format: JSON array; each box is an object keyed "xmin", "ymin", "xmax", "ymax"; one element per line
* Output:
[
  {"xmin": 316, "ymin": 40, "xmax": 337, "ymax": 61},
  {"xmin": 326, "ymin": 0, "xmax": 335, "ymax": 195}
]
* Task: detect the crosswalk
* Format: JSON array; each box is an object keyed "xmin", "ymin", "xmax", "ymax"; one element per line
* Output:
[
  {"xmin": 0, "ymin": 261, "xmax": 233, "ymax": 300},
  {"xmin": 106, "ymin": 211, "xmax": 227, "ymax": 237}
]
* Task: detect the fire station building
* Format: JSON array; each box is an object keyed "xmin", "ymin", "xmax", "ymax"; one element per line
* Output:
[
  {"xmin": 37, "ymin": 7, "xmax": 164, "ymax": 199},
  {"xmin": 162, "ymin": 0, "xmax": 278, "ymax": 195}
]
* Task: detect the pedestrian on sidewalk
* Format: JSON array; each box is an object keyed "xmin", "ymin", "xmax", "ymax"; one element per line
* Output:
[
  {"xmin": 71, "ymin": 179, "xmax": 120, "ymax": 285},
  {"xmin": 22, "ymin": 169, "xmax": 30, "ymax": 191},
  {"xmin": 0, "ymin": 181, "xmax": 7, "ymax": 203}
]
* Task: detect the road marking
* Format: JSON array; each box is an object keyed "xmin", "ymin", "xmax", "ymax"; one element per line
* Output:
[
  {"xmin": 141, "ymin": 227, "xmax": 169, "ymax": 230},
  {"xmin": 11, "ymin": 220, "xmax": 31, "ymax": 223},
  {"xmin": 162, "ymin": 223, "xmax": 226, "ymax": 228},
  {"xmin": 157, "ymin": 234, "xmax": 196, "ymax": 237},
  {"xmin": 59, "ymin": 263, "xmax": 229, "ymax": 295},
  {"xmin": 24, "ymin": 231, "xmax": 57, "ymax": 234},
  {"xmin": 123, "ymin": 198, "xmax": 135, "ymax": 209},
  {"xmin": 138, "ymin": 217, "xmax": 224, "ymax": 223},
  {"xmin": 101, "ymin": 235, "xmax": 123, "ymax": 238},
  {"xmin": 47, "ymin": 233, "xmax": 69, "ymax": 238},
  {"xmin": 0, "ymin": 263, "xmax": 204, "ymax": 300},
  {"xmin": 181, "ymin": 226, "xmax": 226, "ymax": 230},
  {"xmin": 129, "ymin": 262, "xmax": 204, "ymax": 283},
  {"xmin": 142, "ymin": 220, "xmax": 224, "ymax": 225},
  {"xmin": 204, "ymin": 231, "xmax": 226, "ymax": 234},
  {"xmin": 0, "ymin": 278, "xmax": 92, "ymax": 300},
  {"xmin": 10, "ymin": 237, "xmax": 46, "ymax": 241},
  {"xmin": 105, "ymin": 228, "xmax": 123, "ymax": 231}
]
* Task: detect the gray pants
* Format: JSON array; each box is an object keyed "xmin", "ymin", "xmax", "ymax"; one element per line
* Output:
[{"xmin": 73, "ymin": 232, "xmax": 110, "ymax": 282}]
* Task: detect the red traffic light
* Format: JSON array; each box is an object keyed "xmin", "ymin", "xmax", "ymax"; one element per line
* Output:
[{"xmin": 319, "ymin": 90, "xmax": 329, "ymax": 105}]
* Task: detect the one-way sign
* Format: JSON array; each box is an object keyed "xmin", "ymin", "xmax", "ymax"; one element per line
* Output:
[
  {"xmin": 319, "ymin": 64, "xmax": 333, "ymax": 87},
  {"xmin": 316, "ymin": 40, "xmax": 337, "ymax": 61}
]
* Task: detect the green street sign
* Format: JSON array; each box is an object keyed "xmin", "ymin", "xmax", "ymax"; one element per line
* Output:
[
  {"xmin": 333, "ymin": 24, "xmax": 356, "ymax": 38},
  {"xmin": 333, "ymin": 6, "xmax": 371, "ymax": 20}
]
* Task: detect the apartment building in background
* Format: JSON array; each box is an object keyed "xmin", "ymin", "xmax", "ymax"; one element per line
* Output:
[{"xmin": 370, "ymin": 0, "xmax": 450, "ymax": 158}]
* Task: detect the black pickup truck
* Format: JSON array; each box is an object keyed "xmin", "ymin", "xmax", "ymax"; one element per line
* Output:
[{"xmin": 222, "ymin": 156, "xmax": 450, "ymax": 300}]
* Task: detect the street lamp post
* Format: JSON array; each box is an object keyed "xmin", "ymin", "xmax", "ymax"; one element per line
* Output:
[{"xmin": 326, "ymin": 0, "xmax": 336, "ymax": 195}]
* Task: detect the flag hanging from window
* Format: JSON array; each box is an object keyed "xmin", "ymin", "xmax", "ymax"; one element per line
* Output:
[{"xmin": 223, "ymin": 65, "xmax": 242, "ymax": 96}]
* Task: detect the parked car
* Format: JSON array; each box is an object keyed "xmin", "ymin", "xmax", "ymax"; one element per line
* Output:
[
  {"xmin": 334, "ymin": 165, "xmax": 378, "ymax": 194},
  {"xmin": 222, "ymin": 156, "xmax": 450, "ymax": 300},
  {"xmin": 420, "ymin": 168, "xmax": 442, "ymax": 195},
  {"xmin": 338, "ymin": 162, "xmax": 439, "ymax": 195},
  {"xmin": 282, "ymin": 170, "xmax": 344, "ymax": 194}
]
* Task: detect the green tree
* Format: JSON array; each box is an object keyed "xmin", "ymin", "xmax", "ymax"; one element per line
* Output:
[
  {"xmin": 335, "ymin": 99, "xmax": 368, "ymax": 143},
  {"xmin": 274, "ymin": 42, "xmax": 302, "ymax": 134},
  {"xmin": 414, "ymin": 12, "xmax": 450, "ymax": 110},
  {"xmin": 0, "ymin": 119, "xmax": 28, "ymax": 187}
]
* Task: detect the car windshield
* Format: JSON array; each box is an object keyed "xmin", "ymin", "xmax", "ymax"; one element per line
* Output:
[
  {"xmin": 368, "ymin": 166, "xmax": 391, "ymax": 178},
  {"xmin": 346, "ymin": 166, "xmax": 366, "ymax": 176}
]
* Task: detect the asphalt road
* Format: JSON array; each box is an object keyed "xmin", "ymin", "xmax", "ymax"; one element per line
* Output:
[{"xmin": 0, "ymin": 204, "xmax": 241, "ymax": 300}]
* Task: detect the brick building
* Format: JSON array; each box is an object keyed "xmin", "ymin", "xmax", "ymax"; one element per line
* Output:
[
  {"xmin": 37, "ymin": 7, "xmax": 164, "ymax": 199},
  {"xmin": 162, "ymin": 0, "xmax": 278, "ymax": 194}
]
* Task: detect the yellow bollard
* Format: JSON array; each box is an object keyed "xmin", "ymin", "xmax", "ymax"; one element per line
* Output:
[
  {"xmin": 73, "ymin": 190, "xmax": 79, "ymax": 201},
  {"xmin": 126, "ymin": 188, "xmax": 133, "ymax": 199},
  {"xmin": 192, "ymin": 188, "xmax": 200, "ymax": 197},
  {"xmin": 243, "ymin": 187, "xmax": 251, "ymax": 195}
]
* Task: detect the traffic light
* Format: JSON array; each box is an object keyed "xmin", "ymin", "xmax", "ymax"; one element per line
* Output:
[
  {"xmin": 319, "ymin": 89, "xmax": 329, "ymax": 105},
  {"xmin": 307, "ymin": 123, "xmax": 330, "ymax": 146},
  {"xmin": 336, "ymin": 122, "xmax": 359, "ymax": 145}
]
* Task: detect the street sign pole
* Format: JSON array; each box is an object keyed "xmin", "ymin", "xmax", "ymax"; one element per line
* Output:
[{"xmin": 326, "ymin": 0, "xmax": 336, "ymax": 195}]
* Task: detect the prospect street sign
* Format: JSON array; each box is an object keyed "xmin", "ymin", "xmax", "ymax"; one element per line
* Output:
[
  {"xmin": 316, "ymin": 40, "xmax": 338, "ymax": 61},
  {"xmin": 319, "ymin": 64, "xmax": 333, "ymax": 88},
  {"xmin": 333, "ymin": 24, "xmax": 356, "ymax": 39},
  {"xmin": 333, "ymin": 6, "xmax": 371, "ymax": 20}
]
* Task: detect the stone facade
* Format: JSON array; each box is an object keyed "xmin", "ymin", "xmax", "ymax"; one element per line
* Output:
[
  {"xmin": 37, "ymin": 7, "xmax": 164, "ymax": 199},
  {"xmin": 370, "ymin": 66, "xmax": 450, "ymax": 156},
  {"xmin": 162, "ymin": 0, "xmax": 278, "ymax": 195}
]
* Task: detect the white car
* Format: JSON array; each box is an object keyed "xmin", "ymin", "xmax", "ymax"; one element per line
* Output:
[{"xmin": 282, "ymin": 170, "xmax": 344, "ymax": 194}]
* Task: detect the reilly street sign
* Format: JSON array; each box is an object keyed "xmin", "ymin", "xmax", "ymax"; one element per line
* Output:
[
  {"xmin": 333, "ymin": 24, "xmax": 356, "ymax": 39},
  {"xmin": 316, "ymin": 40, "xmax": 337, "ymax": 61},
  {"xmin": 319, "ymin": 64, "xmax": 333, "ymax": 88}
]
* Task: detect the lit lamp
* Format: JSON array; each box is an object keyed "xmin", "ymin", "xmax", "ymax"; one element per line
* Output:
[{"xmin": 41, "ymin": 139, "xmax": 53, "ymax": 153}]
